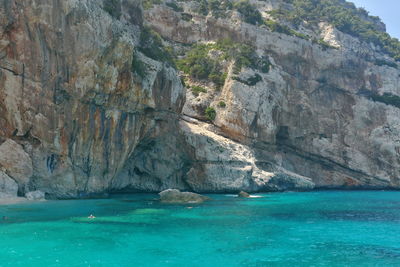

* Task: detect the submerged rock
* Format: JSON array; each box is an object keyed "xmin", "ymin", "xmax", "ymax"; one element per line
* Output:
[
  {"xmin": 25, "ymin": 190, "xmax": 46, "ymax": 201},
  {"xmin": 159, "ymin": 189, "xmax": 210, "ymax": 203},
  {"xmin": 238, "ymin": 191, "xmax": 250, "ymax": 198}
]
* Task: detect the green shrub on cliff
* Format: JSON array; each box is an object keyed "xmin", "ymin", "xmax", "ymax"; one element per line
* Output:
[
  {"xmin": 218, "ymin": 40, "xmax": 271, "ymax": 74},
  {"xmin": 369, "ymin": 92, "xmax": 400, "ymax": 108},
  {"xmin": 177, "ymin": 43, "xmax": 226, "ymax": 89},
  {"xmin": 233, "ymin": 73, "xmax": 262, "ymax": 86},
  {"xmin": 311, "ymin": 38, "xmax": 337, "ymax": 50},
  {"xmin": 143, "ymin": 0, "xmax": 162, "ymax": 10},
  {"xmin": 192, "ymin": 0, "xmax": 262, "ymax": 24},
  {"xmin": 210, "ymin": 72, "xmax": 227, "ymax": 89},
  {"xmin": 234, "ymin": 0, "xmax": 263, "ymax": 25},
  {"xmin": 374, "ymin": 59, "xmax": 398, "ymax": 69},
  {"xmin": 269, "ymin": 0, "xmax": 400, "ymax": 60},
  {"xmin": 264, "ymin": 19, "xmax": 309, "ymax": 40},
  {"xmin": 193, "ymin": 0, "xmax": 209, "ymax": 15},
  {"xmin": 166, "ymin": 1, "xmax": 184, "ymax": 12},
  {"xmin": 132, "ymin": 52, "xmax": 147, "ymax": 78},
  {"xmin": 177, "ymin": 44, "xmax": 211, "ymax": 79},
  {"xmin": 205, "ymin": 107, "xmax": 216, "ymax": 121},
  {"xmin": 259, "ymin": 57, "xmax": 271, "ymax": 73},
  {"xmin": 191, "ymin": 85, "xmax": 207, "ymax": 96},
  {"xmin": 139, "ymin": 27, "xmax": 175, "ymax": 67},
  {"xmin": 193, "ymin": 0, "xmax": 233, "ymax": 18},
  {"xmin": 177, "ymin": 38, "xmax": 269, "ymax": 88},
  {"xmin": 103, "ymin": 0, "xmax": 121, "ymax": 19},
  {"xmin": 181, "ymin": 13, "xmax": 193, "ymax": 21}
]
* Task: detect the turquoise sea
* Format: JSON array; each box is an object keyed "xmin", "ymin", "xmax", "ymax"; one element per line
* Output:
[{"xmin": 0, "ymin": 191, "xmax": 400, "ymax": 266}]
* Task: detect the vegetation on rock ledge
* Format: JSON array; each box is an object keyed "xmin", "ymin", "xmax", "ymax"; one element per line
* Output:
[
  {"xmin": 233, "ymin": 73, "xmax": 262, "ymax": 86},
  {"xmin": 132, "ymin": 52, "xmax": 147, "ymax": 78},
  {"xmin": 264, "ymin": 19, "xmax": 310, "ymax": 41},
  {"xmin": 177, "ymin": 38, "xmax": 269, "ymax": 88},
  {"xmin": 103, "ymin": 0, "xmax": 122, "ymax": 19},
  {"xmin": 374, "ymin": 59, "xmax": 398, "ymax": 69},
  {"xmin": 139, "ymin": 27, "xmax": 175, "ymax": 67},
  {"xmin": 176, "ymin": 43, "xmax": 226, "ymax": 89},
  {"xmin": 143, "ymin": 0, "xmax": 400, "ymax": 60},
  {"xmin": 192, "ymin": 0, "xmax": 262, "ymax": 25},
  {"xmin": 143, "ymin": 0, "xmax": 162, "ymax": 10},
  {"xmin": 191, "ymin": 85, "xmax": 207, "ymax": 96},
  {"xmin": 205, "ymin": 107, "xmax": 217, "ymax": 121},
  {"xmin": 272, "ymin": 0, "xmax": 400, "ymax": 61},
  {"xmin": 233, "ymin": 0, "xmax": 263, "ymax": 25},
  {"xmin": 166, "ymin": 1, "xmax": 184, "ymax": 12},
  {"xmin": 369, "ymin": 92, "xmax": 400, "ymax": 109}
]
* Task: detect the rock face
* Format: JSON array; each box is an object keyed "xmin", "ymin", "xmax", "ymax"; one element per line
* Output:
[
  {"xmin": 179, "ymin": 119, "xmax": 314, "ymax": 192},
  {"xmin": 0, "ymin": 0, "xmax": 184, "ymax": 198},
  {"xmin": 25, "ymin": 190, "xmax": 46, "ymax": 201},
  {"xmin": 238, "ymin": 191, "xmax": 250, "ymax": 198},
  {"xmin": 144, "ymin": 1, "xmax": 400, "ymax": 190},
  {"xmin": 159, "ymin": 189, "xmax": 210, "ymax": 203},
  {"xmin": 0, "ymin": 171, "xmax": 18, "ymax": 198},
  {"xmin": 0, "ymin": 0, "xmax": 399, "ymax": 198},
  {"xmin": 0, "ymin": 139, "xmax": 33, "ymax": 193}
]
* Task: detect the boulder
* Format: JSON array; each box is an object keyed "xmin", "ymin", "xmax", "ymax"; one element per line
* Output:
[
  {"xmin": 0, "ymin": 171, "xmax": 18, "ymax": 198},
  {"xmin": 25, "ymin": 190, "xmax": 46, "ymax": 201},
  {"xmin": 0, "ymin": 140, "xmax": 33, "ymax": 192},
  {"xmin": 159, "ymin": 189, "xmax": 210, "ymax": 203},
  {"xmin": 238, "ymin": 191, "xmax": 250, "ymax": 198}
]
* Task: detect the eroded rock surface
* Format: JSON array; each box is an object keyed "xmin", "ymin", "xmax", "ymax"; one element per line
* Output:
[
  {"xmin": 179, "ymin": 120, "xmax": 314, "ymax": 192},
  {"xmin": 25, "ymin": 190, "xmax": 46, "ymax": 201},
  {"xmin": 144, "ymin": 1, "xmax": 400, "ymax": 190},
  {"xmin": 0, "ymin": 171, "xmax": 18, "ymax": 198},
  {"xmin": 0, "ymin": 140, "xmax": 33, "ymax": 193},
  {"xmin": 159, "ymin": 189, "xmax": 210, "ymax": 203},
  {"xmin": 0, "ymin": 0, "xmax": 399, "ymax": 198},
  {"xmin": 0, "ymin": 0, "xmax": 184, "ymax": 198}
]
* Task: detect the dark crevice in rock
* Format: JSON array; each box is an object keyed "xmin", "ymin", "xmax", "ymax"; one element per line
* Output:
[{"xmin": 12, "ymin": 128, "xmax": 41, "ymax": 147}]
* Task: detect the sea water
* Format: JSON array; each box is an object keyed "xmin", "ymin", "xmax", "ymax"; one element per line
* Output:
[{"xmin": 0, "ymin": 191, "xmax": 400, "ymax": 266}]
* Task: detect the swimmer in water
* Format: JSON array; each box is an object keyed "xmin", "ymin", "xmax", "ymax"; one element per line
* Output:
[{"xmin": 88, "ymin": 214, "xmax": 96, "ymax": 219}]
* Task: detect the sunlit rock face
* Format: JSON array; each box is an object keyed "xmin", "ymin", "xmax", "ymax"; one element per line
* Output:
[
  {"xmin": 145, "ymin": 0, "xmax": 400, "ymax": 190},
  {"xmin": 0, "ymin": 0, "xmax": 399, "ymax": 198},
  {"xmin": 0, "ymin": 0, "xmax": 185, "ymax": 198}
]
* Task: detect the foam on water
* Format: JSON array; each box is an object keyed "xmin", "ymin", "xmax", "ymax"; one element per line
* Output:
[{"xmin": 0, "ymin": 191, "xmax": 400, "ymax": 266}]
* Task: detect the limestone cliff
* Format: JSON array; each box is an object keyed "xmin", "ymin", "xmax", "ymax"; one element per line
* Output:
[
  {"xmin": 0, "ymin": 0, "xmax": 399, "ymax": 199},
  {"xmin": 0, "ymin": 0, "xmax": 186, "ymax": 198}
]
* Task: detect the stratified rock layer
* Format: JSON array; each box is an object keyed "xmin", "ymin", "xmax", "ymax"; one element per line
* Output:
[
  {"xmin": 145, "ymin": 1, "xmax": 400, "ymax": 190},
  {"xmin": 0, "ymin": 0, "xmax": 399, "ymax": 198},
  {"xmin": 0, "ymin": 0, "xmax": 184, "ymax": 198}
]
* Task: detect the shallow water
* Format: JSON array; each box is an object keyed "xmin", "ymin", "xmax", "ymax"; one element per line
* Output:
[{"xmin": 1, "ymin": 191, "xmax": 400, "ymax": 266}]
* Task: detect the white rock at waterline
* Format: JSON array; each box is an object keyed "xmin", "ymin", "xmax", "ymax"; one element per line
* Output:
[{"xmin": 25, "ymin": 190, "xmax": 45, "ymax": 201}]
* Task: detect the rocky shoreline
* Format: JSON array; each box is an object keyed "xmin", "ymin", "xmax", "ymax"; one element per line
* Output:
[{"xmin": 0, "ymin": 197, "xmax": 31, "ymax": 205}]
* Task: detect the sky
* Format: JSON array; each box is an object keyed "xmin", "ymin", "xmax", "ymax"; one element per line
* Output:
[{"xmin": 351, "ymin": 0, "xmax": 400, "ymax": 39}]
